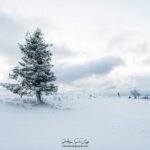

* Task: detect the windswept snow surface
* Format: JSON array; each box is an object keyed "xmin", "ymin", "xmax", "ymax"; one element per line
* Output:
[{"xmin": 0, "ymin": 87, "xmax": 150, "ymax": 150}]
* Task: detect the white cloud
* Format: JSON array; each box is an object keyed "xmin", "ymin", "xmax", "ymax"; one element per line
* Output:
[{"xmin": 0, "ymin": 0, "xmax": 150, "ymax": 94}]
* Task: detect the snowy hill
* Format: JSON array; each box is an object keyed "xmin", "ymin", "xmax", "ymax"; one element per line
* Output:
[{"xmin": 0, "ymin": 87, "xmax": 150, "ymax": 150}]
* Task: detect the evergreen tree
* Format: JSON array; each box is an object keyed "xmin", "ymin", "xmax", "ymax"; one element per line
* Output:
[
  {"xmin": 4, "ymin": 28, "xmax": 57, "ymax": 104},
  {"xmin": 130, "ymin": 89, "xmax": 140, "ymax": 99}
]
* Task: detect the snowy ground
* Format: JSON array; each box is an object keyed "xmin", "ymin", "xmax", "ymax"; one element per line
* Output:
[{"xmin": 0, "ymin": 87, "xmax": 150, "ymax": 150}]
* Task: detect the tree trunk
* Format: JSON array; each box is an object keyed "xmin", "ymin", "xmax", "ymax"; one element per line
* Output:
[{"xmin": 36, "ymin": 91, "xmax": 43, "ymax": 104}]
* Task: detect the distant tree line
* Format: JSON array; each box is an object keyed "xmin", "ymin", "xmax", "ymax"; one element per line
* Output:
[{"xmin": 118, "ymin": 89, "xmax": 149, "ymax": 100}]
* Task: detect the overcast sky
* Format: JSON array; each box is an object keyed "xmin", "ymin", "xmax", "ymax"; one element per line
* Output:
[{"xmin": 0, "ymin": 0, "xmax": 150, "ymax": 94}]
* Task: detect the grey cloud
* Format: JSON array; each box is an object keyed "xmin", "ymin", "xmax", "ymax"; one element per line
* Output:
[
  {"xmin": 0, "ymin": 13, "xmax": 56, "ymax": 66},
  {"xmin": 0, "ymin": 13, "xmax": 26, "ymax": 62},
  {"xmin": 0, "ymin": 13, "xmax": 24, "ymax": 36},
  {"xmin": 54, "ymin": 56, "xmax": 124, "ymax": 83},
  {"xmin": 52, "ymin": 45, "xmax": 75, "ymax": 58}
]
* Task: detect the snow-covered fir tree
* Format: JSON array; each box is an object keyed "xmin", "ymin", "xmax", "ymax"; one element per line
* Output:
[{"xmin": 4, "ymin": 28, "xmax": 57, "ymax": 104}]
